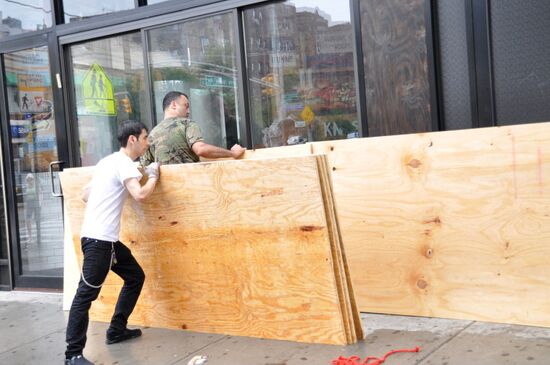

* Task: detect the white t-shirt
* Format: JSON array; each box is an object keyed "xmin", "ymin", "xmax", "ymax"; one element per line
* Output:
[{"xmin": 80, "ymin": 151, "xmax": 142, "ymax": 242}]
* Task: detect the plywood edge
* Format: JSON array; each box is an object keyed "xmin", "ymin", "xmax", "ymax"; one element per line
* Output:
[
  {"xmin": 62, "ymin": 203, "xmax": 78, "ymax": 311},
  {"xmin": 316, "ymin": 154, "xmax": 356, "ymax": 344},
  {"xmin": 316, "ymin": 153, "xmax": 363, "ymax": 341}
]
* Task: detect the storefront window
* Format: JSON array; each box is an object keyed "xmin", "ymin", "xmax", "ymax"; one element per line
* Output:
[
  {"xmin": 63, "ymin": 0, "xmax": 135, "ymax": 24},
  {"xmin": 4, "ymin": 46, "xmax": 64, "ymax": 278},
  {"xmin": 69, "ymin": 32, "xmax": 146, "ymax": 166},
  {"xmin": 360, "ymin": 0, "xmax": 432, "ymax": 136},
  {"xmin": 147, "ymin": 13, "xmax": 242, "ymax": 148},
  {"xmin": 243, "ymin": 1, "xmax": 358, "ymax": 148},
  {"xmin": 0, "ymin": 0, "xmax": 52, "ymax": 38}
]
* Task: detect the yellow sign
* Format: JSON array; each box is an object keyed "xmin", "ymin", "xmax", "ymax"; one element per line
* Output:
[
  {"xmin": 300, "ymin": 105, "xmax": 315, "ymax": 125},
  {"xmin": 82, "ymin": 63, "xmax": 116, "ymax": 115}
]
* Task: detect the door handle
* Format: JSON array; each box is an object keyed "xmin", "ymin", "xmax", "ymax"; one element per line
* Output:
[{"xmin": 49, "ymin": 160, "xmax": 64, "ymax": 197}]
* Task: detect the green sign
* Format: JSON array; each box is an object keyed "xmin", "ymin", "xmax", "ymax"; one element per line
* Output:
[
  {"xmin": 200, "ymin": 75, "xmax": 235, "ymax": 88},
  {"xmin": 82, "ymin": 63, "xmax": 116, "ymax": 115}
]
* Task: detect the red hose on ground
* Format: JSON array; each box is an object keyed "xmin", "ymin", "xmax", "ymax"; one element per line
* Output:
[{"xmin": 331, "ymin": 346, "xmax": 420, "ymax": 365}]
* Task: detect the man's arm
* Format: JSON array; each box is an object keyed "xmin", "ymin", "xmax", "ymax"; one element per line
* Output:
[
  {"xmin": 125, "ymin": 162, "xmax": 160, "ymax": 202},
  {"xmin": 191, "ymin": 141, "xmax": 246, "ymax": 159},
  {"xmin": 125, "ymin": 177, "xmax": 158, "ymax": 203}
]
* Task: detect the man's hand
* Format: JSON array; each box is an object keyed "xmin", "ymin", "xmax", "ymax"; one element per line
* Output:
[
  {"xmin": 144, "ymin": 162, "xmax": 160, "ymax": 180},
  {"xmin": 230, "ymin": 144, "xmax": 246, "ymax": 159}
]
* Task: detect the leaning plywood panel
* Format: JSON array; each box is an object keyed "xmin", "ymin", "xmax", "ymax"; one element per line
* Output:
[
  {"xmin": 316, "ymin": 155, "xmax": 353, "ymax": 343},
  {"xmin": 311, "ymin": 122, "xmax": 550, "ymax": 327},
  {"xmin": 60, "ymin": 156, "xmax": 353, "ymax": 345},
  {"xmin": 316, "ymin": 155, "xmax": 364, "ymax": 341}
]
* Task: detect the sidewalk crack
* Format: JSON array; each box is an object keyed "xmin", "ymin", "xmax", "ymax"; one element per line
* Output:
[
  {"xmin": 169, "ymin": 335, "xmax": 229, "ymax": 365},
  {"xmin": 415, "ymin": 321, "xmax": 475, "ymax": 364}
]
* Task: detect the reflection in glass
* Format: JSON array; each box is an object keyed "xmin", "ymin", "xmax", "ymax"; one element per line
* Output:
[
  {"xmin": 360, "ymin": 0, "xmax": 432, "ymax": 136},
  {"xmin": 0, "ymin": 0, "xmax": 52, "ymax": 38},
  {"xmin": 63, "ymin": 0, "xmax": 135, "ymax": 23},
  {"xmin": 4, "ymin": 46, "xmax": 64, "ymax": 278},
  {"xmin": 147, "ymin": 13, "xmax": 241, "ymax": 148},
  {"xmin": 0, "ymin": 178, "xmax": 8, "ymax": 287},
  {"xmin": 69, "ymin": 33, "xmax": 146, "ymax": 166},
  {"xmin": 243, "ymin": 1, "xmax": 358, "ymax": 148}
]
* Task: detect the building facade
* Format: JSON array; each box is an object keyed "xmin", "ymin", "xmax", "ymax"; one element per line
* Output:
[{"xmin": 0, "ymin": 0, "xmax": 549, "ymax": 290}]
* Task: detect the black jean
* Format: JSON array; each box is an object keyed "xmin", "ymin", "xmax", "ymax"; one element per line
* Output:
[{"xmin": 65, "ymin": 237, "xmax": 145, "ymax": 358}]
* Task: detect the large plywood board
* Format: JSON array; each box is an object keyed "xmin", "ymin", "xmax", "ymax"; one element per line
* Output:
[
  {"xmin": 61, "ymin": 156, "xmax": 359, "ymax": 345},
  {"xmin": 248, "ymin": 122, "xmax": 550, "ymax": 328}
]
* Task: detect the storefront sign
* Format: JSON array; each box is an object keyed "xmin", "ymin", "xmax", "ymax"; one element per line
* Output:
[
  {"xmin": 200, "ymin": 75, "xmax": 235, "ymax": 88},
  {"xmin": 17, "ymin": 74, "xmax": 48, "ymax": 113}
]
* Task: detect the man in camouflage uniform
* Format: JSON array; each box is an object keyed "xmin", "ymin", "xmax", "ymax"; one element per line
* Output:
[{"xmin": 141, "ymin": 91, "xmax": 245, "ymax": 166}]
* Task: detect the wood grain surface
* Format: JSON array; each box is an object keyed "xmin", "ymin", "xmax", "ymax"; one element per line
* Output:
[
  {"xmin": 245, "ymin": 122, "xmax": 550, "ymax": 328},
  {"xmin": 63, "ymin": 121, "xmax": 550, "ymax": 330},
  {"xmin": 61, "ymin": 156, "xmax": 360, "ymax": 345}
]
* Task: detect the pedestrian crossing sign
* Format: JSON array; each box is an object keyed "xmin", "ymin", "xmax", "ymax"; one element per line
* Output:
[{"xmin": 82, "ymin": 63, "xmax": 116, "ymax": 116}]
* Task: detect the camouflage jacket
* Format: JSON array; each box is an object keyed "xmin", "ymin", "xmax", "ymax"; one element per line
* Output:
[{"xmin": 140, "ymin": 117, "xmax": 204, "ymax": 166}]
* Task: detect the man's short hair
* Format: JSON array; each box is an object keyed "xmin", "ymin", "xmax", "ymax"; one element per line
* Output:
[
  {"xmin": 162, "ymin": 91, "xmax": 189, "ymax": 111},
  {"xmin": 118, "ymin": 120, "xmax": 147, "ymax": 147}
]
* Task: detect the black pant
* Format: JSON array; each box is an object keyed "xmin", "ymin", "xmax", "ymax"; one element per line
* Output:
[{"xmin": 65, "ymin": 238, "xmax": 145, "ymax": 358}]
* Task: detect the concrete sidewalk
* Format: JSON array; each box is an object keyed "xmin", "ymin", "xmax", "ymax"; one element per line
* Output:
[{"xmin": 1, "ymin": 291, "xmax": 549, "ymax": 365}]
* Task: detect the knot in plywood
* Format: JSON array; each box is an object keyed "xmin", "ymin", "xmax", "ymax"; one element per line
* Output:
[
  {"xmin": 416, "ymin": 279, "xmax": 428, "ymax": 290},
  {"xmin": 407, "ymin": 159, "xmax": 422, "ymax": 168}
]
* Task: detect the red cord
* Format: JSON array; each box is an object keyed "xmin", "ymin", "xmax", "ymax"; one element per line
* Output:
[{"xmin": 331, "ymin": 347, "xmax": 420, "ymax": 365}]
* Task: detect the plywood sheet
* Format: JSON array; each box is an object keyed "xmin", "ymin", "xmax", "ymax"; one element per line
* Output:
[
  {"xmin": 61, "ymin": 156, "xmax": 359, "ymax": 345},
  {"xmin": 247, "ymin": 122, "xmax": 550, "ymax": 328}
]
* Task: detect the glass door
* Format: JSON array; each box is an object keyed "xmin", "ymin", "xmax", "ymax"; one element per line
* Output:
[
  {"xmin": 66, "ymin": 32, "xmax": 148, "ymax": 166},
  {"xmin": 0, "ymin": 34, "xmax": 67, "ymax": 289}
]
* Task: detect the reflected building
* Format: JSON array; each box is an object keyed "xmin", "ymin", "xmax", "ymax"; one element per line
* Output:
[
  {"xmin": 244, "ymin": 3, "xmax": 357, "ymax": 147},
  {"xmin": 0, "ymin": 13, "xmax": 23, "ymax": 37}
]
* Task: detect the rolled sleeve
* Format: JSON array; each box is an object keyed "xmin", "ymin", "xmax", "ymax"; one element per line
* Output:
[{"xmin": 186, "ymin": 122, "xmax": 204, "ymax": 147}]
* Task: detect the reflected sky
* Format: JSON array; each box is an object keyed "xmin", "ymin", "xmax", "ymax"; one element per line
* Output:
[
  {"xmin": 0, "ymin": 0, "xmax": 51, "ymax": 30},
  {"xmin": 291, "ymin": 0, "xmax": 350, "ymax": 24},
  {"xmin": 0, "ymin": 0, "xmax": 351, "ymax": 31}
]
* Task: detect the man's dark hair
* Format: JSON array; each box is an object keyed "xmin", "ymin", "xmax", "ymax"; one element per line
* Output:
[
  {"xmin": 162, "ymin": 91, "xmax": 189, "ymax": 111},
  {"xmin": 117, "ymin": 120, "xmax": 147, "ymax": 147}
]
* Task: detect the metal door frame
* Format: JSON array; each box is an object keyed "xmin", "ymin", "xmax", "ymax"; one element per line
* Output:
[{"xmin": 0, "ymin": 32, "xmax": 69, "ymax": 289}]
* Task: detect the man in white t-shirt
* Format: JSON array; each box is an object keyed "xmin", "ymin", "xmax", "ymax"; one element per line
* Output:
[{"xmin": 65, "ymin": 120, "xmax": 160, "ymax": 365}]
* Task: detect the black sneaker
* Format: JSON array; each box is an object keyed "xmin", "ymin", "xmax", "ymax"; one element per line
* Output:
[
  {"xmin": 65, "ymin": 354, "xmax": 94, "ymax": 365},
  {"xmin": 105, "ymin": 328, "xmax": 142, "ymax": 345}
]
